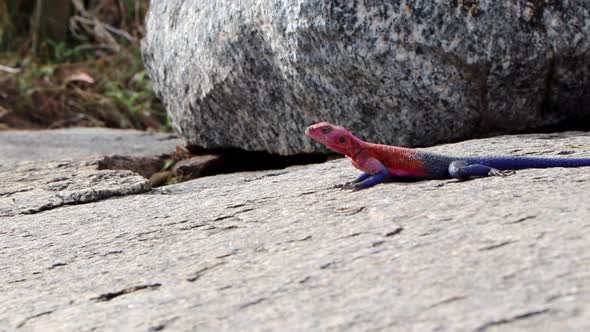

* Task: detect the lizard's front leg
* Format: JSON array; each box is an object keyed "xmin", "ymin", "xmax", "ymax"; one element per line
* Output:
[
  {"xmin": 351, "ymin": 170, "xmax": 390, "ymax": 191},
  {"xmin": 334, "ymin": 172, "xmax": 372, "ymax": 189},
  {"xmin": 346, "ymin": 158, "xmax": 390, "ymax": 191}
]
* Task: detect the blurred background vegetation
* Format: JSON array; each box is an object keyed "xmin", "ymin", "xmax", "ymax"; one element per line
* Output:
[{"xmin": 0, "ymin": 0, "xmax": 168, "ymax": 131}]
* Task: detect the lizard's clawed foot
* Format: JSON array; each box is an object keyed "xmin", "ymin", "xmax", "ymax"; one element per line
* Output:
[
  {"xmin": 351, "ymin": 186, "xmax": 363, "ymax": 192},
  {"xmin": 334, "ymin": 182, "xmax": 357, "ymax": 190},
  {"xmin": 489, "ymin": 169, "xmax": 516, "ymax": 177}
]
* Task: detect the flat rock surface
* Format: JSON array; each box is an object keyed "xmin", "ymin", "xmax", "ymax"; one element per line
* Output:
[
  {"xmin": 2, "ymin": 132, "xmax": 590, "ymax": 331},
  {"xmin": 0, "ymin": 128, "xmax": 180, "ymax": 168},
  {"xmin": 0, "ymin": 160, "xmax": 150, "ymax": 218}
]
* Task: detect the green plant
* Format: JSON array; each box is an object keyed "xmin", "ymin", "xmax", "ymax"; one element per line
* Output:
[{"xmin": 45, "ymin": 39, "xmax": 84, "ymax": 63}]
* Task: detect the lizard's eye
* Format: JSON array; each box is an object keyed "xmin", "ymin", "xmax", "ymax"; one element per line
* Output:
[
  {"xmin": 321, "ymin": 126, "xmax": 332, "ymax": 134},
  {"xmin": 339, "ymin": 136, "xmax": 346, "ymax": 144}
]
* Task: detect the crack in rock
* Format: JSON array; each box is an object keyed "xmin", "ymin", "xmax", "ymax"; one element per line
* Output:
[
  {"xmin": 425, "ymin": 295, "xmax": 468, "ymax": 311},
  {"xmin": 91, "ymin": 283, "xmax": 162, "ymax": 302},
  {"xmin": 338, "ymin": 232, "xmax": 364, "ymax": 240},
  {"xmin": 478, "ymin": 240, "xmax": 516, "ymax": 251},
  {"xmin": 48, "ymin": 262, "xmax": 67, "ymax": 269},
  {"xmin": 474, "ymin": 309, "xmax": 551, "ymax": 332},
  {"xmin": 8, "ymin": 278, "xmax": 27, "ymax": 284},
  {"xmin": 226, "ymin": 203, "xmax": 247, "ymax": 209},
  {"xmin": 187, "ymin": 262, "xmax": 225, "ymax": 282},
  {"xmin": 384, "ymin": 227, "xmax": 404, "ymax": 237},
  {"xmin": 506, "ymin": 215, "xmax": 536, "ymax": 224},
  {"xmin": 213, "ymin": 215, "xmax": 233, "ymax": 221},
  {"xmin": 239, "ymin": 297, "xmax": 267, "ymax": 309},
  {"xmin": 100, "ymin": 250, "xmax": 123, "ymax": 257},
  {"xmin": 298, "ymin": 276, "xmax": 312, "ymax": 284},
  {"xmin": 216, "ymin": 250, "xmax": 239, "ymax": 259},
  {"xmin": 285, "ymin": 235, "xmax": 312, "ymax": 243},
  {"xmin": 320, "ymin": 262, "xmax": 336, "ymax": 270},
  {"xmin": 16, "ymin": 310, "xmax": 54, "ymax": 328},
  {"xmin": 178, "ymin": 223, "xmax": 207, "ymax": 231},
  {"xmin": 334, "ymin": 206, "xmax": 367, "ymax": 216},
  {"xmin": 234, "ymin": 208, "xmax": 255, "ymax": 214}
]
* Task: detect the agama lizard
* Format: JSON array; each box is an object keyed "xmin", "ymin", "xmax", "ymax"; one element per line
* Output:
[{"xmin": 305, "ymin": 122, "xmax": 590, "ymax": 191}]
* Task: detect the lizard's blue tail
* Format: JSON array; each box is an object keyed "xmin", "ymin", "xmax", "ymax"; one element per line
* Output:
[{"xmin": 470, "ymin": 156, "xmax": 590, "ymax": 170}]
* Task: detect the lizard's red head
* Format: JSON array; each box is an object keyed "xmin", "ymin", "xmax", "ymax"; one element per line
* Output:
[{"xmin": 305, "ymin": 122, "xmax": 363, "ymax": 156}]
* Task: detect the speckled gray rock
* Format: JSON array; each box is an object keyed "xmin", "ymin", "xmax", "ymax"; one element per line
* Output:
[
  {"xmin": 2, "ymin": 132, "xmax": 590, "ymax": 331},
  {"xmin": 0, "ymin": 128, "xmax": 180, "ymax": 168},
  {"xmin": 142, "ymin": 0, "xmax": 590, "ymax": 155},
  {"xmin": 0, "ymin": 159, "xmax": 150, "ymax": 217}
]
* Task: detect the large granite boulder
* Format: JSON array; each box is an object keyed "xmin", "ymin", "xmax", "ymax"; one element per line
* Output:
[{"xmin": 142, "ymin": 0, "xmax": 590, "ymax": 155}]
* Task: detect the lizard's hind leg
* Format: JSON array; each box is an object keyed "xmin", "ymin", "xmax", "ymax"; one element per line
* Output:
[{"xmin": 448, "ymin": 160, "xmax": 515, "ymax": 180}]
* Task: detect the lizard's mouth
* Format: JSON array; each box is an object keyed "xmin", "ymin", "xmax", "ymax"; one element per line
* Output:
[
  {"xmin": 306, "ymin": 128, "xmax": 326, "ymax": 141},
  {"xmin": 314, "ymin": 135, "xmax": 334, "ymax": 145},
  {"xmin": 306, "ymin": 127, "xmax": 338, "ymax": 147}
]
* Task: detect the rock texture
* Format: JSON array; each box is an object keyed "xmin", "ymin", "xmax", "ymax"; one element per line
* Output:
[
  {"xmin": 0, "ymin": 159, "xmax": 150, "ymax": 217},
  {"xmin": 2, "ymin": 131, "xmax": 590, "ymax": 331},
  {"xmin": 0, "ymin": 128, "xmax": 180, "ymax": 168},
  {"xmin": 142, "ymin": 0, "xmax": 590, "ymax": 155}
]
